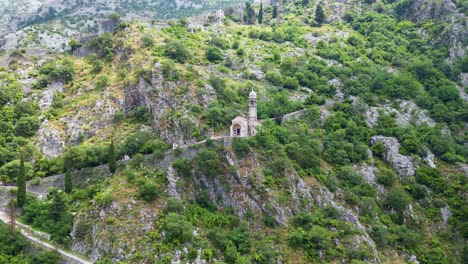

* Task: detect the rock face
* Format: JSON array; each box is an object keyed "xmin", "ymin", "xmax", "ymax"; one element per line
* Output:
[
  {"xmin": 39, "ymin": 81, "xmax": 63, "ymax": 110},
  {"xmin": 371, "ymin": 136, "xmax": 419, "ymax": 178},
  {"xmin": 401, "ymin": 0, "xmax": 467, "ymax": 62},
  {"xmin": 71, "ymin": 202, "xmax": 158, "ymax": 262},
  {"xmin": 123, "ymin": 63, "xmax": 215, "ymax": 146},
  {"xmin": 35, "ymin": 120, "xmax": 66, "ymax": 158},
  {"xmin": 0, "ymin": 0, "xmax": 244, "ymax": 51},
  {"xmin": 364, "ymin": 100, "xmax": 435, "ymax": 128}
]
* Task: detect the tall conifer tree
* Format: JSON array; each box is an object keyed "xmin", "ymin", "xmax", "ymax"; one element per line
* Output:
[
  {"xmin": 315, "ymin": 3, "xmax": 326, "ymax": 25},
  {"xmin": 258, "ymin": 2, "xmax": 263, "ymax": 24},
  {"xmin": 109, "ymin": 140, "xmax": 117, "ymax": 174},
  {"xmin": 16, "ymin": 155, "xmax": 26, "ymax": 207},
  {"xmin": 65, "ymin": 169, "xmax": 72, "ymax": 193}
]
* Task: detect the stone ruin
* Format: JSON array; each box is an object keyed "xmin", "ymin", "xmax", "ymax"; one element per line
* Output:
[{"xmin": 72, "ymin": 18, "xmax": 121, "ymax": 57}]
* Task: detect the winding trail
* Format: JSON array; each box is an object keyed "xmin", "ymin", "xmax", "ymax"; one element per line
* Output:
[{"xmin": 0, "ymin": 211, "xmax": 92, "ymax": 264}]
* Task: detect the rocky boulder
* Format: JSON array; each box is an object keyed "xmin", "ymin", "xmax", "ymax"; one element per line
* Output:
[{"xmin": 371, "ymin": 136, "xmax": 419, "ymax": 178}]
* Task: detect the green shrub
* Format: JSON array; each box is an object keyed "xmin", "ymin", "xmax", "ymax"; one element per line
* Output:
[
  {"xmin": 164, "ymin": 213, "xmax": 193, "ymax": 244},
  {"xmin": 164, "ymin": 41, "xmax": 190, "ymax": 63},
  {"xmin": 385, "ymin": 187, "xmax": 411, "ymax": 213},
  {"xmin": 205, "ymin": 46, "xmax": 223, "ymax": 63},
  {"xmin": 138, "ymin": 180, "xmax": 159, "ymax": 202},
  {"xmin": 172, "ymin": 158, "xmax": 192, "ymax": 178},
  {"xmin": 15, "ymin": 116, "xmax": 41, "ymax": 137},
  {"xmin": 232, "ymin": 137, "xmax": 250, "ymax": 158},
  {"xmin": 265, "ymin": 71, "xmax": 283, "ymax": 86},
  {"xmin": 164, "ymin": 197, "xmax": 183, "ymax": 213},
  {"xmin": 162, "ymin": 60, "xmax": 179, "ymax": 81},
  {"xmin": 196, "ymin": 149, "xmax": 223, "ymax": 178},
  {"xmin": 336, "ymin": 166, "xmax": 364, "ymax": 187},
  {"xmin": 141, "ymin": 33, "xmax": 155, "ymax": 47},
  {"xmin": 96, "ymin": 192, "xmax": 114, "ymax": 207},
  {"xmin": 64, "ymin": 144, "xmax": 108, "ymax": 170},
  {"xmin": 415, "ymin": 166, "xmax": 449, "ymax": 194},
  {"xmin": 119, "ymin": 132, "xmax": 166, "ymax": 157},
  {"xmin": 0, "ymin": 159, "xmax": 34, "ymax": 182},
  {"xmin": 210, "ymin": 36, "xmax": 230, "ymax": 49},
  {"xmin": 85, "ymin": 33, "xmax": 114, "ymax": 61},
  {"xmin": 283, "ymin": 77, "xmax": 299, "ymax": 89},
  {"xmin": 376, "ymin": 168, "xmax": 397, "ymax": 187}
]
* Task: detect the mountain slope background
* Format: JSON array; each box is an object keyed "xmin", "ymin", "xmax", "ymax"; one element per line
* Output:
[
  {"xmin": 0, "ymin": 0, "xmax": 247, "ymax": 51},
  {"xmin": 0, "ymin": 0, "xmax": 467, "ymax": 263}
]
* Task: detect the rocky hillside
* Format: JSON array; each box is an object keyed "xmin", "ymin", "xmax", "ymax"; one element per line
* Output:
[
  {"xmin": 0, "ymin": 0, "xmax": 246, "ymax": 51},
  {"xmin": 0, "ymin": 0, "xmax": 466, "ymax": 263}
]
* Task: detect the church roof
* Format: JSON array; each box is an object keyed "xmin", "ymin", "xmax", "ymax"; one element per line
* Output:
[{"xmin": 249, "ymin": 90, "xmax": 257, "ymax": 98}]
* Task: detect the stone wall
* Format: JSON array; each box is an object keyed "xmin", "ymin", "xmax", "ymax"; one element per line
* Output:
[
  {"xmin": 25, "ymin": 140, "xmax": 226, "ymax": 198},
  {"xmin": 98, "ymin": 19, "xmax": 120, "ymax": 35}
]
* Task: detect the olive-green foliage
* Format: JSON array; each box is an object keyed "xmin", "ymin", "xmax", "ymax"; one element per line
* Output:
[
  {"xmin": 210, "ymin": 36, "xmax": 230, "ymax": 50},
  {"xmin": 164, "ymin": 213, "xmax": 193, "ymax": 244},
  {"xmin": 232, "ymin": 137, "xmax": 250, "ymax": 159},
  {"xmin": 335, "ymin": 166, "xmax": 364, "ymax": 187},
  {"xmin": 108, "ymin": 140, "xmax": 117, "ymax": 174},
  {"xmin": 172, "ymin": 158, "xmax": 192, "ymax": 178},
  {"xmin": 94, "ymin": 75, "xmax": 108, "ymax": 91},
  {"xmin": 129, "ymin": 106, "xmax": 151, "ymax": 124},
  {"xmin": 288, "ymin": 209, "xmax": 367, "ymax": 261},
  {"xmin": 323, "ymin": 112, "xmax": 370, "ymax": 166},
  {"xmin": 64, "ymin": 169, "xmax": 72, "ymax": 194},
  {"xmin": 0, "ymin": 221, "xmax": 62, "ymax": 263},
  {"xmin": 415, "ymin": 166, "xmax": 449, "ymax": 194},
  {"xmin": 0, "ymin": 221, "xmax": 27, "ymax": 255},
  {"xmin": 35, "ymin": 58, "xmax": 75, "ymax": 88},
  {"xmin": 0, "ymin": 159, "xmax": 33, "ymax": 183},
  {"xmin": 265, "ymin": 71, "xmax": 283, "ymax": 86},
  {"xmin": 285, "ymin": 139, "xmax": 321, "ymax": 169},
  {"xmin": 376, "ymin": 168, "xmax": 397, "ymax": 187},
  {"xmin": 140, "ymin": 33, "xmax": 154, "ymax": 47},
  {"xmin": 14, "ymin": 116, "xmax": 41, "ymax": 137},
  {"xmin": 164, "ymin": 198, "xmax": 183, "ymax": 214},
  {"xmin": 138, "ymin": 180, "xmax": 159, "ymax": 202},
  {"xmin": 161, "ymin": 60, "xmax": 179, "ymax": 81},
  {"xmin": 205, "ymin": 46, "xmax": 223, "ymax": 63},
  {"xmin": 119, "ymin": 131, "xmax": 166, "ymax": 157},
  {"xmin": 205, "ymin": 102, "xmax": 239, "ymax": 129},
  {"xmin": 86, "ymin": 33, "xmax": 114, "ymax": 61},
  {"xmin": 22, "ymin": 190, "xmax": 72, "ymax": 245},
  {"xmin": 257, "ymin": 91, "xmax": 302, "ymax": 119},
  {"xmin": 385, "ymin": 187, "xmax": 411, "ymax": 213},
  {"xmin": 164, "ymin": 41, "xmax": 190, "ymax": 63},
  {"xmin": 64, "ymin": 144, "xmax": 108, "ymax": 170},
  {"xmin": 95, "ymin": 191, "xmax": 115, "ymax": 207},
  {"xmin": 16, "ymin": 156, "xmax": 26, "ymax": 207},
  {"xmin": 195, "ymin": 149, "xmax": 223, "ymax": 178}
]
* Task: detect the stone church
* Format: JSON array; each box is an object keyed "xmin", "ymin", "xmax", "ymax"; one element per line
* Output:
[{"xmin": 230, "ymin": 90, "xmax": 262, "ymax": 137}]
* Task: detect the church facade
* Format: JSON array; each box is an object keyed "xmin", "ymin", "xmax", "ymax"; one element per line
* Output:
[{"xmin": 230, "ymin": 90, "xmax": 262, "ymax": 137}]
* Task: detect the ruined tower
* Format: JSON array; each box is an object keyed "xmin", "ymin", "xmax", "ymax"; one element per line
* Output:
[{"xmin": 248, "ymin": 90, "xmax": 257, "ymax": 121}]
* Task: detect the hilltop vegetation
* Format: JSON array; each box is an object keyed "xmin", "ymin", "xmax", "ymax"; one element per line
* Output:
[{"xmin": 0, "ymin": 0, "xmax": 466, "ymax": 263}]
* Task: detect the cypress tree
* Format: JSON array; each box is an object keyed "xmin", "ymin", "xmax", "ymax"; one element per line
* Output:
[
  {"xmin": 65, "ymin": 169, "xmax": 72, "ymax": 193},
  {"xmin": 244, "ymin": 2, "xmax": 256, "ymax": 25},
  {"xmin": 272, "ymin": 5, "xmax": 278, "ymax": 19},
  {"xmin": 109, "ymin": 140, "xmax": 117, "ymax": 174},
  {"xmin": 315, "ymin": 3, "xmax": 326, "ymax": 25},
  {"xmin": 16, "ymin": 155, "xmax": 26, "ymax": 207},
  {"xmin": 258, "ymin": 2, "xmax": 263, "ymax": 24}
]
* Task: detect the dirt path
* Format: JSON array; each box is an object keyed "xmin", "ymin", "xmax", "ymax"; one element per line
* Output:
[{"xmin": 0, "ymin": 211, "xmax": 92, "ymax": 264}]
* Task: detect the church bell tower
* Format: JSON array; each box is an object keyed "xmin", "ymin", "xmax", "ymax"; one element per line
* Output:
[{"xmin": 248, "ymin": 90, "xmax": 257, "ymax": 121}]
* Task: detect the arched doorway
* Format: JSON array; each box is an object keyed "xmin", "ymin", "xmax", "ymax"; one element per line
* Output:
[{"xmin": 232, "ymin": 123, "xmax": 242, "ymax": 136}]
